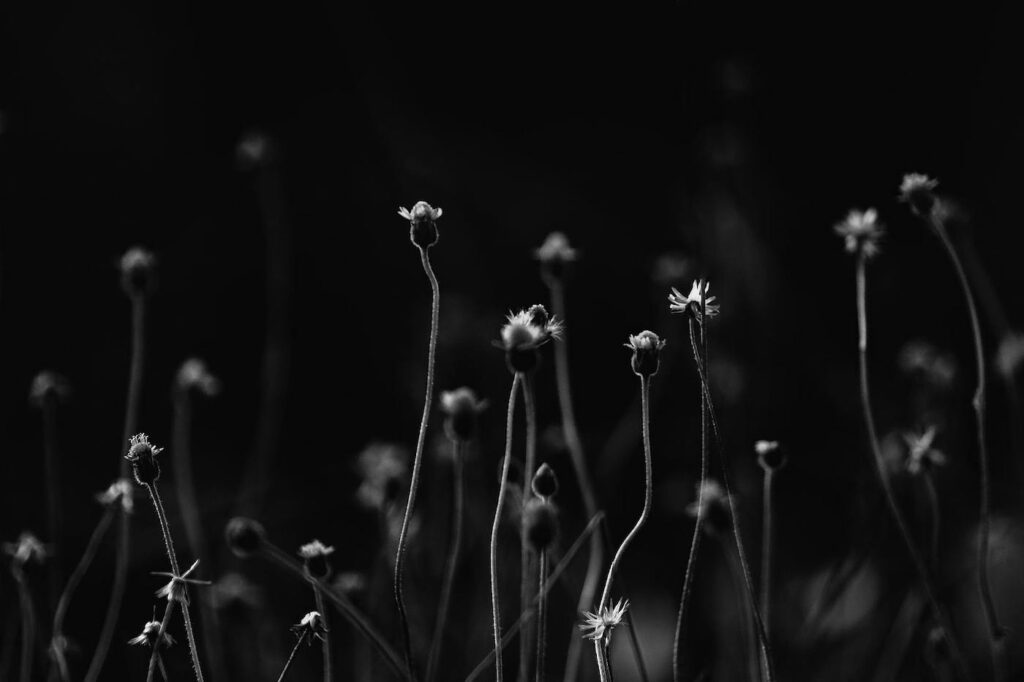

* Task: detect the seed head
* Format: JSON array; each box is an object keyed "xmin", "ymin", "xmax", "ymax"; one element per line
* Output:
[
  {"xmin": 153, "ymin": 559, "xmax": 210, "ymax": 605},
  {"xmin": 29, "ymin": 371, "xmax": 71, "ymax": 408},
  {"xmin": 531, "ymin": 462, "xmax": 559, "ymax": 500},
  {"xmin": 124, "ymin": 433, "xmax": 163, "ymax": 485},
  {"xmin": 899, "ymin": 173, "xmax": 939, "ymax": 217},
  {"xmin": 534, "ymin": 232, "xmax": 578, "ymax": 283},
  {"xmin": 625, "ymin": 330, "xmax": 666, "ymax": 377},
  {"xmin": 440, "ymin": 387, "xmax": 488, "ymax": 442},
  {"xmin": 355, "ymin": 442, "xmax": 409, "ymax": 511},
  {"xmin": 668, "ymin": 280, "xmax": 720, "ymax": 322},
  {"xmin": 96, "ymin": 478, "xmax": 135, "ymax": 514},
  {"xmin": 499, "ymin": 307, "xmax": 563, "ymax": 373},
  {"xmin": 903, "ymin": 426, "xmax": 946, "ymax": 475},
  {"xmin": 579, "ymin": 598, "xmax": 629, "ymax": 644},
  {"xmin": 176, "ymin": 358, "xmax": 221, "ymax": 397},
  {"xmin": 3, "ymin": 532, "xmax": 48, "ymax": 566},
  {"xmin": 299, "ymin": 539, "xmax": 335, "ymax": 579},
  {"xmin": 834, "ymin": 209, "xmax": 884, "ymax": 258},
  {"xmin": 398, "ymin": 200, "xmax": 442, "ymax": 249},
  {"xmin": 291, "ymin": 611, "xmax": 329, "ymax": 645},
  {"xmin": 524, "ymin": 497, "xmax": 559, "ymax": 551},
  {"xmin": 119, "ymin": 246, "xmax": 157, "ymax": 297},
  {"xmin": 225, "ymin": 517, "xmax": 266, "ymax": 558},
  {"xmin": 128, "ymin": 619, "xmax": 176, "ymax": 648},
  {"xmin": 755, "ymin": 440, "xmax": 786, "ymax": 471}
]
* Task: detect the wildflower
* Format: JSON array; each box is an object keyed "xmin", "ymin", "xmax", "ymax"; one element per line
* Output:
[
  {"xmin": 291, "ymin": 611, "xmax": 329, "ymax": 644},
  {"xmin": 355, "ymin": 442, "xmax": 409, "ymax": 511},
  {"xmin": 96, "ymin": 479, "xmax": 134, "ymax": 514},
  {"xmin": 119, "ymin": 246, "xmax": 157, "ymax": 297},
  {"xmin": 534, "ymin": 231, "xmax": 578, "ymax": 283},
  {"xmin": 578, "ymin": 598, "xmax": 629, "ymax": 644},
  {"xmin": 299, "ymin": 539, "xmax": 335, "ymax": 579},
  {"xmin": 398, "ymin": 200, "xmax": 442, "ymax": 249},
  {"xmin": 125, "ymin": 433, "xmax": 163, "ymax": 485},
  {"xmin": 899, "ymin": 173, "xmax": 939, "ymax": 217},
  {"xmin": 686, "ymin": 480, "xmax": 731, "ymax": 537},
  {"xmin": 440, "ymin": 387, "xmax": 488, "ymax": 442},
  {"xmin": 128, "ymin": 619, "xmax": 175, "ymax": 649},
  {"xmin": 755, "ymin": 440, "xmax": 786, "ymax": 471},
  {"xmin": 176, "ymin": 358, "xmax": 221, "ymax": 397},
  {"xmin": 3, "ymin": 532, "xmax": 48, "ymax": 566},
  {"xmin": 625, "ymin": 330, "xmax": 667, "ymax": 377},
  {"xmin": 668, "ymin": 280, "xmax": 720, "ymax": 322},
  {"xmin": 531, "ymin": 462, "xmax": 559, "ymax": 500},
  {"xmin": 899, "ymin": 341, "xmax": 957, "ymax": 390},
  {"xmin": 28, "ymin": 371, "xmax": 71, "ymax": 408},
  {"xmin": 153, "ymin": 559, "xmax": 210, "ymax": 605},
  {"xmin": 834, "ymin": 208, "xmax": 884, "ymax": 258},
  {"xmin": 904, "ymin": 426, "xmax": 947, "ymax": 475},
  {"xmin": 995, "ymin": 333, "xmax": 1024, "ymax": 380},
  {"xmin": 225, "ymin": 517, "xmax": 266, "ymax": 558},
  {"xmin": 499, "ymin": 306, "xmax": 563, "ymax": 373},
  {"xmin": 524, "ymin": 497, "xmax": 559, "ymax": 551},
  {"xmin": 235, "ymin": 130, "xmax": 273, "ymax": 170}
]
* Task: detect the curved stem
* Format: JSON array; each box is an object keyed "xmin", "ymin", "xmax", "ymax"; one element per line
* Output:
[
  {"xmin": 491, "ymin": 373, "xmax": 523, "ymax": 682},
  {"xmin": 854, "ymin": 254, "xmax": 972, "ymax": 682},
  {"xmin": 549, "ymin": 281, "xmax": 604, "ymax": 682},
  {"xmin": 393, "ymin": 245, "xmax": 440, "ymax": 682},
  {"xmin": 147, "ymin": 601, "xmax": 175, "ymax": 682},
  {"xmin": 51, "ymin": 506, "xmax": 116, "ymax": 681},
  {"xmin": 928, "ymin": 216, "xmax": 1005, "ymax": 679},
  {"xmin": 760, "ymin": 469, "xmax": 774, "ymax": 644},
  {"xmin": 276, "ymin": 633, "xmax": 307, "ymax": 682},
  {"xmin": 535, "ymin": 549, "xmax": 548, "ymax": 682},
  {"xmin": 520, "ymin": 374, "xmax": 538, "ymax": 682},
  {"xmin": 425, "ymin": 442, "xmax": 464, "ymax": 682}
]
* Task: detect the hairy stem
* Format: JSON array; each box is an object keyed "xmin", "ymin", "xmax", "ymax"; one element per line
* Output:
[
  {"xmin": 535, "ymin": 549, "xmax": 548, "ymax": 682},
  {"xmin": 492, "ymin": 373, "xmax": 523, "ymax": 682},
  {"xmin": 520, "ymin": 374, "xmax": 538, "ymax": 682},
  {"xmin": 12, "ymin": 566, "xmax": 36, "ymax": 682},
  {"xmin": 147, "ymin": 601, "xmax": 175, "ymax": 682},
  {"xmin": 425, "ymin": 442, "xmax": 464, "ymax": 682},
  {"xmin": 393, "ymin": 245, "xmax": 440, "ymax": 682},
  {"xmin": 311, "ymin": 578, "xmax": 332, "ymax": 682},
  {"xmin": 276, "ymin": 633, "xmax": 306, "ymax": 682},
  {"xmin": 760, "ymin": 468, "xmax": 775, "ymax": 644}
]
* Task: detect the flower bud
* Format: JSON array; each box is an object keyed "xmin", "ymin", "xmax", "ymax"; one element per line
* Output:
[
  {"xmin": 119, "ymin": 247, "xmax": 156, "ymax": 297},
  {"xmin": 899, "ymin": 173, "xmax": 939, "ymax": 218},
  {"xmin": 398, "ymin": 201, "xmax": 442, "ymax": 249},
  {"xmin": 534, "ymin": 232, "xmax": 578, "ymax": 284},
  {"xmin": 531, "ymin": 462, "xmax": 559, "ymax": 500},
  {"xmin": 299, "ymin": 540, "xmax": 335, "ymax": 580},
  {"xmin": 225, "ymin": 517, "xmax": 266, "ymax": 558},
  {"xmin": 440, "ymin": 387, "xmax": 487, "ymax": 442},
  {"xmin": 524, "ymin": 498, "xmax": 559, "ymax": 551},
  {"xmin": 625, "ymin": 330, "xmax": 666, "ymax": 377},
  {"xmin": 755, "ymin": 440, "xmax": 786, "ymax": 471}
]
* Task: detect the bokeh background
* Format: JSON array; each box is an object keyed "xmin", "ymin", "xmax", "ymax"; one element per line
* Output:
[{"xmin": 2, "ymin": 4, "xmax": 1023, "ymax": 680}]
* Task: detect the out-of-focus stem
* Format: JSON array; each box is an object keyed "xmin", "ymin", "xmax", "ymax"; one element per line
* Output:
[
  {"xmin": 535, "ymin": 549, "xmax": 548, "ymax": 682},
  {"xmin": 13, "ymin": 565, "xmax": 36, "ymax": 682},
  {"xmin": 922, "ymin": 470, "xmax": 941, "ymax": 572},
  {"xmin": 760, "ymin": 468, "xmax": 775, "ymax": 643},
  {"xmin": 311, "ymin": 579, "xmax": 332, "ymax": 682},
  {"xmin": 41, "ymin": 395, "xmax": 62, "ymax": 613},
  {"xmin": 520, "ymin": 374, "xmax": 538, "ymax": 682},
  {"xmin": 491, "ymin": 373, "xmax": 522, "ymax": 682},
  {"xmin": 147, "ymin": 601, "xmax": 175, "ymax": 682},
  {"xmin": 425, "ymin": 442, "xmax": 464, "ymax": 682}
]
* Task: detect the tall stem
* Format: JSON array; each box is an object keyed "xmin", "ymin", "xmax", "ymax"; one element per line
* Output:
[
  {"xmin": 311, "ymin": 579, "xmax": 332, "ymax": 682},
  {"xmin": 393, "ymin": 245, "xmax": 440, "ymax": 682},
  {"xmin": 854, "ymin": 254, "xmax": 971, "ymax": 681},
  {"xmin": 85, "ymin": 293, "xmax": 145, "ymax": 682},
  {"xmin": 426, "ymin": 442, "xmax": 464, "ymax": 682},
  {"xmin": 928, "ymin": 215, "xmax": 1005, "ymax": 680},
  {"xmin": 535, "ymin": 549, "xmax": 548, "ymax": 682},
  {"xmin": 520, "ymin": 374, "xmax": 538, "ymax": 682},
  {"xmin": 491, "ymin": 373, "xmax": 523, "ymax": 682},
  {"xmin": 760, "ymin": 468, "xmax": 774, "ymax": 644},
  {"xmin": 549, "ymin": 281, "xmax": 604, "ymax": 682}
]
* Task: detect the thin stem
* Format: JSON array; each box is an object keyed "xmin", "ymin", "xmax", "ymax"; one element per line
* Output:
[
  {"xmin": 760, "ymin": 469, "xmax": 774, "ymax": 643},
  {"xmin": 854, "ymin": 254, "xmax": 972, "ymax": 682},
  {"xmin": 173, "ymin": 390, "xmax": 227, "ymax": 682},
  {"xmin": 922, "ymin": 470, "xmax": 941, "ymax": 573},
  {"xmin": 596, "ymin": 521, "xmax": 648, "ymax": 682},
  {"xmin": 467, "ymin": 511, "xmax": 604, "ymax": 682},
  {"xmin": 42, "ymin": 395, "xmax": 62, "ymax": 614},
  {"xmin": 85, "ymin": 293, "xmax": 145, "ymax": 682},
  {"xmin": 492, "ymin": 373, "xmax": 523, "ymax": 682},
  {"xmin": 425, "ymin": 442, "xmax": 465, "ymax": 682},
  {"xmin": 146, "ymin": 483, "xmax": 205, "ymax": 681},
  {"xmin": 520, "ymin": 373, "xmax": 538, "ymax": 682},
  {"xmin": 687, "ymin": 321, "xmax": 774, "ymax": 682},
  {"xmin": 393, "ymin": 245, "xmax": 441, "ymax": 682},
  {"xmin": 549, "ymin": 280, "xmax": 604, "ymax": 682},
  {"xmin": 928, "ymin": 215, "xmax": 1005, "ymax": 679},
  {"xmin": 13, "ymin": 566, "xmax": 36, "ymax": 682},
  {"xmin": 276, "ymin": 633, "xmax": 307, "ymax": 682},
  {"xmin": 311, "ymin": 579, "xmax": 332, "ymax": 682},
  {"xmin": 147, "ymin": 601, "xmax": 176, "ymax": 682},
  {"xmin": 593, "ymin": 375, "xmax": 653, "ymax": 680},
  {"xmin": 261, "ymin": 541, "xmax": 407, "ymax": 680},
  {"xmin": 535, "ymin": 549, "xmax": 548, "ymax": 682},
  {"xmin": 51, "ymin": 506, "xmax": 116, "ymax": 682},
  {"xmin": 720, "ymin": 535, "xmax": 759, "ymax": 682}
]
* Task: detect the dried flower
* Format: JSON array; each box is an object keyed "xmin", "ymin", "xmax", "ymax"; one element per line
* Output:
[
  {"xmin": 355, "ymin": 443, "xmax": 409, "ymax": 511},
  {"xmin": 398, "ymin": 201, "xmax": 442, "ymax": 249},
  {"xmin": 28, "ymin": 371, "xmax": 71, "ymax": 408},
  {"xmin": 96, "ymin": 479, "xmax": 135, "ymax": 514},
  {"xmin": 125, "ymin": 433, "xmax": 163, "ymax": 485},
  {"xmin": 176, "ymin": 358, "xmax": 221, "ymax": 397},
  {"xmin": 755, "ymin": 440, "xmax": 786, "ymax": 471},
  {"xmin": 834, "ymin": 209, "xmax": 884, "ymax": 258},
  {"xmin": 153, "ymin": 559, "xmax": 210, "ymax": 605},
  {"xmin": 499, "ymin": 306, "xmax": 563, "ymax": 373},
  {"xmin": 128, "ymin": 619, "xmax": 175, "ymax": 648},
  {"xmin": 440, "ymin": 387, "xmax": 488, "ymax": 442},
  {"xmin": 904, "ymin": 427, "xmax": 947, "ymax": 475},
  {"xmin": 119, "ymin": 246, "xmax": 157, "ymax": 297},
  {"xmin": 995, "ymin": 333, "xmax": 1024, "ymax": 380},
  {"xmin": 535, "ymin": 232, "xmax": 578, "ymax": 283},
  {"xmin": 578, "ymin": 598, "xmax": 629, "ymax": 643},
  {"xmin": 899, "ymin": 173, "xmax": 939, "ymax": 217},
  {"xmin": 531, "ymin": 462, "xmax": 559, "ymax": 500},
  {"xmin": 668, "ymin": 280, "xmax": 720, "ymax": 321},
  {"xmin": 625, "ymin": 330, "xmax": 667, "ymax": 377},
  {"xmin": 524, "ymin": 497, "xmax": 559, "ymax": 551},
  {"xmin": 291, "ymin": 611, "xmax": 329, "ymax": 644},
  {"xmin": 225, "ymin": 517, "xmax": 266, "ymax": 558},
  {"xmin": 3, "ymin": 532, "xmax": 48, "ymax": 566},
  {"xmin": 299, "ymin": 540, "xmax": 335, "ymax": 579}
]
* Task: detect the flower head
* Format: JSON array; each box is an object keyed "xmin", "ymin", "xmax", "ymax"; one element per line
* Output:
[
  {"xmin": 899, "ymin": 173, "xmax": 939, "ymax": 217},
  {"xmin": 499, "ymin": 306, "xmax": 563, "ymax": 373},
  {"xmin": 291, "ymin": 611, "xmax": 329, "ymax": 645},
  {"xmin": 755, "ymin": 440, "xmax": 786, "ymax": 471},
  {"xmin": 125, "ymin": 433, "xmax": 163, "ymax": 485},
  {"xmin": 120, "ymin": 246, "xmax": 157, "ymax": 297},
  {"xmin": 299, "ymin": 539, "xmax": 335, "ymax": 579},
  {"xmin": 29, "ymin": 371, "xmax": 71, "ymax": 408},
  {"xmin": 440, "ymin": 387, "xmax": 488, "ymax": 442},
  {"xmin": 834, "ymin": 209, "xmax": 884, "ymax": 258},
  {"xmin": 398, "ymin": 201, "xmax": 442, "ymax": 249},
  {"xmin": 96, "ymin": 479, "xmax": 135, "ymax": 514},
  {"xmin": 153, "ymin": 559, "xmax": 210, "ymax": 605},
  {"xmin": 625, "ymin": 330, "xmax": 667, "ymax": 377},
  {"xmin": 579, "ymin": 598, "xmax": 629, "ymax": 644},
  {"xmin": 176, "ymin": 358, "xmax": 221, "ymax": 397},
  {"xmin": 128, "ymin": 618, "xmax": 175, "ymax": 649},
  {"xmin": 686, "ymin": 480, "xmax": 731, "ymax": 537},
  {"xmin": 903, "ymin": 426, "xmax": 946, "ymax": 475},
  {"xmin": 668, "ymin": 280, "xmax": 720, "ymax": 322},
  {"xmin": 531, "ymin": 462, "xmax": 559, "ymax": 500},
  {"xmin": 3, "ymin": 532, "xmax": 48, "ymax": 566},
  {"xmin": 534, "ymin": 232, "xmax": 578, "ymax": 283},
  {"xmin": 996, "ymin": 333, "xmax": 1024, "ymax": 381},
  {"xmin": 355, "ymin": 443, "xmax": 409, "ymax": 511},
  {"xmin": 225, "ymin": 517, "xmax": 266, "ymax": 558}
]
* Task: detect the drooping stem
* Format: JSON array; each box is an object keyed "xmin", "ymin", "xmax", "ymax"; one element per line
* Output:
[
  {"xmin": 51, "ymin": 506, "xmax": 116, "ymax": 682},
  {"xmin": 425, "ymin": 441, "xmax": 465, "ymax": 682},
  {"xmin": 12, "ymin": 566, "xmax": 36, "ymax": 682},
  {"xmin": 520, "ymin": 374, "xmax": 538, "ymax": 682},
  {"xmin": 549, "ymin": 280, "xmax": 604, "ymax": 682},
  {"xmin": 393, "ymin": 245, "xmax": 441, "ymax": 682},
  {"xmin": 85, "ymin": 293, "xmax": 145, "ymax": 682},
  {"xmin": 535, "ymin": 549, "xmax": 548, "ymax": 682},
  {"xmin": 147, "ymin": 601, "xmax": 175, "ymax": 682},
  {"xmin": 311, "ymin": 578, "xmax": 332, "ymax": 682},
  {"xmin": 853, "ymin": 254, "xmax": 971, "ymax": 682},
  {"xmin": 491, "ymin": 373, "xmax": 523, "ymax": 682},
  {"xmin": 760, "ymin": 468, "xmax": 775, "ymax": 643},
  {"xmin": 276, "ymin": 633, "xmax": 307, "ymax": 682},
  {"xmin": 927, "ymin": 214, "xmax": 1005, "ymax": 679}
]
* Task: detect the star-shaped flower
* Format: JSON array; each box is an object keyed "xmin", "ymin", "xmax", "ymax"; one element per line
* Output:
[
  {"xmin": 579, "ymin": 598, "xmax": 629, "ymax": 643},
  {"xmin": 668, "ymin": 280, "xmax": 720, "ymax": 321},
  {"xmin": 153, "ymin": 559, "xmax": 210, "ymax": 605},
  {"xmin": 834, "ymin": 208, "xmax": 884, "ymax": 258},
  {"xmin": 904, "ymin": 426, "xmax": 947, "ymax": 475}
]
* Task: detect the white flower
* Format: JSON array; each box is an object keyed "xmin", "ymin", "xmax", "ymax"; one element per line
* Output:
[
  {"xmin": 128, "ymin": 620, "xmax": 175, "ymax": 648},
  {"xmin": 668, "ymin": 280, "xmax": 720, "ymax": 320},
  {"xmin": 579, "ymin": 598, "xmax": 629, "ymax": 643},
  {"xmin": 834, "ymin": 208, "xmax": 884, "ymax": 257},
  {"xmin": 153, "ymin": 560, "xmax": 210, "ymax": 605},
  {"xmin": 291, "ymin": 611, "xmax": 328, "ymax": 644}
]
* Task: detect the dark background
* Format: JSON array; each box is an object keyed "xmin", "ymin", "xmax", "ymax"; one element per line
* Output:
[{"xmin": 2, "ymin": 3, "xmax": 1023, "ymax": 680}]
